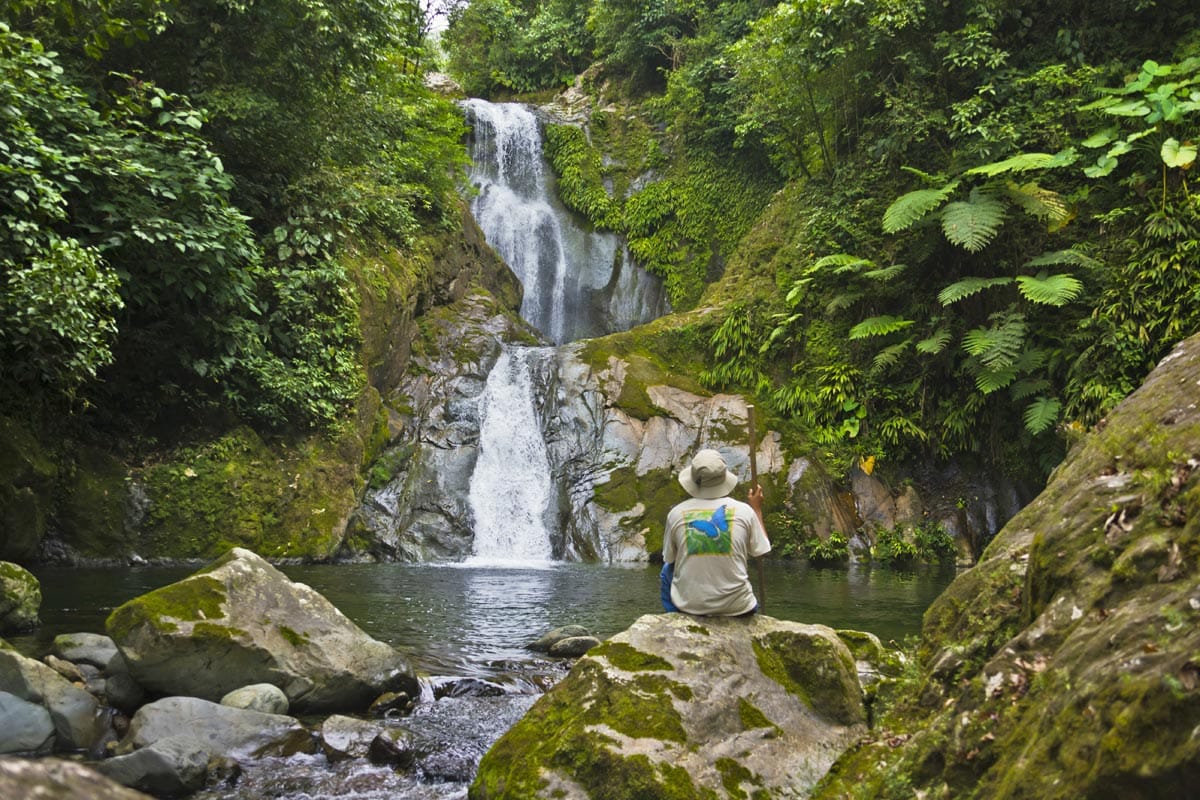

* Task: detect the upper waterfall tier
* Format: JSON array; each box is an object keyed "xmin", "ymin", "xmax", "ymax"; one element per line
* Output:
[{"xmin": 462, "ymin": 99, "xmax": 668, "ymax": 344}]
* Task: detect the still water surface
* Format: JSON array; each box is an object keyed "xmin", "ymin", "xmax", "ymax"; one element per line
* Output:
[{"xmin": 16, "ymin": 560, "xmax": 954, "ymax": 676}]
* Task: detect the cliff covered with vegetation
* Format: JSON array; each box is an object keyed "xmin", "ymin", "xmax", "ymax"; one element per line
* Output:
[{"xmin": 442, "ymin": 0, "xmax": 1200, "ymax": 492}]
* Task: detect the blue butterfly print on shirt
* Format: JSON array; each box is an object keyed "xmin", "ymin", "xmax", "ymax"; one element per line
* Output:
[{"xmin": 687, "ymin": 505, "xmax": 729, "ymax": 538}]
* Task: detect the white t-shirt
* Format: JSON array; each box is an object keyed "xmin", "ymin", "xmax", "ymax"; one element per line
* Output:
[{"xmin": 663, "ymin": 496, "xmax": 771, "ymax": 616}]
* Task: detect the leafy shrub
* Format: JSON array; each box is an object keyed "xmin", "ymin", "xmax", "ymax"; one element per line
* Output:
[{"xmin": 803, "ymin": 531, "xmax": 850, "ymax": 565}]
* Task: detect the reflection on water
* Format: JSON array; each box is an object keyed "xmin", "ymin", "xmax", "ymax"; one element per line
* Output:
[{"xmin": 12, "ymin": 561, "xmax": 954, "ymax": 677}]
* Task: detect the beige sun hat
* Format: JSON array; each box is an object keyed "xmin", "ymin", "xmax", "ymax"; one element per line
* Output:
[{"xmin": 678, "ymin": 448, "xmax": 739, "ymax": 499}]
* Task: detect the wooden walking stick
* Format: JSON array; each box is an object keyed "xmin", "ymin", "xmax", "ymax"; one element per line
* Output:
[{"xmin": 748, "ymin": 403, "xmax": 766, "ymax": 611}]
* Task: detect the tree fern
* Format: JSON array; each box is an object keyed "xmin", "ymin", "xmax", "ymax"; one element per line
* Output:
[
  {"xmin": 1015, "ymin": 271, "xmax": 1084, "ymax": 306},
  {"xmin": 940, "ymin": 188, "xmax": 1006, "ymax": 252},
  {"xmin": 826, "ymin": 292, "xmax": 862, "ymax": 313},
  {"xmin": 1023, "ymin": 396, "xmax": 1062, "ymax": 435},
  {"xmin": 849, "ymin": 315, "xmax": 915, "ymax": 340},
  {"xmin": 882, "ymin": 180, "xmax": 959, "ymax": 233},
  {"xmin": 938, "ymin": 276, "xmax": 1013, "ymax": 305}
]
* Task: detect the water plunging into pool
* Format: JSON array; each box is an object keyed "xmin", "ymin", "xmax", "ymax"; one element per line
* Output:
[{"xmin": 465, "ymin": 346, "xmax": 555, "ymax": 566}]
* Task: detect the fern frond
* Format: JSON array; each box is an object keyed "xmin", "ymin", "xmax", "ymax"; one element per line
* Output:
[
  {"xmin": 1003, "ymin": 181, "xmax": 1069, "ymax": 225},
  {"xmin": 1024, "ymin": 249, "xmax": 1103, "ymax": 271},
  {"xmin": 941, "ymin": 188, "xmax": 1006, "ymax": 252},
  {"xmin": 899, "ymin": 166, "xmax": 948, "ymax": 185},
  {"xmin": 882, "ymin": 180, "xmax": 960, "ymax": 233},
  {"xmin": 871, "ymin": 338, "xmax": 912, "ymax": 372},
  {"xmin": 826, "ymin": 292, "xmax": 862, "ymax": 313},
  {"xmin": 1023, "ymin": 396, "xmax": 1062, "ymax": 435},
  {"xmin": 1010, "ymin": 378, "xmax": 1051, "ymax": 401},
  {"xmin": 864, "ymin": 263, "xmax": 907, "ymax": 281},
  {"xmin": 938, "ymin": 276, "xmax": 1013, "ymax": 305},
  {"xmin": 849, "ymin": 315, "xmax": 915, "ymax": 340},
  {"xmin": 966, "ymin": 152, "xmax": 1059, "ymax": 177},
  {"xmin": 962, "ymin": 313, "xmax": 1027, "ymax": 368},
  {"xmin": 916, "ymin": 328, "xmax": 952, "ymax": 354},
  {"xmin": 813, "ymin": 253, "xmax": 874, "ymax": 272},
  {"xmin": 973, "ymin": 364, "xmax": 1019, "ymax": 394},
  {"xmin": 1015, "ymin": 271, "xmax": 1084, "ymax": 306}
]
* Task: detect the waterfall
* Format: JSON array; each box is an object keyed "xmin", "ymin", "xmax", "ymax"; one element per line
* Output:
[
  {"xmin": 457, "ymin": 99, "xmax": 670, "ymax": 564},
  {"xmin": 466, "ymin": 346, "xmax": 555, "ymax": 565},
  {"xmin": 462, "ymin": 99, "xmax": 668, "ymax": 344}
]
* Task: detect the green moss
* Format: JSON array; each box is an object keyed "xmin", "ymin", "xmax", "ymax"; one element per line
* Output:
[
  {"xmin": 192, "ymin": 621, "xmax": 249, "ymax": 642},
  {"xmin": 593, "ymin": 466, "xmax": 685, "ymax": 554},
  {"xmin": 471, "ymin": 660, "xmax": 697, "ymax": 799},
  {"xmin": 278, "ymin": 625, "xmax": 310, "ymax": 647},
  {"xmin": 687, "ymin": 624, "xmax": 710, "ymax": 635},
  {"xmin": 106, "ymin": 575, "xmax": 227, "ymax": 642},
  {"xmin": 752, "ymin": 630, "xmax": 864, "ymax": 726},
  {"xmin": 592, "ymin": 641, "xmax": 674, "ymax": 672},
  {"xmin": 715, "ymin": 756, "xmax": 767, "ymax": 800},
  {"xmin": 737, "ymin": 697, "xmax": 778, "ymax": 733}
]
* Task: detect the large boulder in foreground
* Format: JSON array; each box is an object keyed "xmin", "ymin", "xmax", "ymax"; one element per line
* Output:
[
  {"xmin": 471, "ymin": 613, "xmax": 867, "ymax": 799},
  {"xmin": 106, "ymin": 547, "xmax": 418, "ymax": 712},
  {"xmin": 0, "ymin": 757, "xmax": 152, "ymax": 800},
  {"xmin": 814, "ymin": 333, "xmax": 1200, "ymax": 799}
]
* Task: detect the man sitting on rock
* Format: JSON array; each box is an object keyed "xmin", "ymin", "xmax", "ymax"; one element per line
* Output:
[{"xmin": 661, "ymin": 449, "xmax": 770, "ymax": 616}]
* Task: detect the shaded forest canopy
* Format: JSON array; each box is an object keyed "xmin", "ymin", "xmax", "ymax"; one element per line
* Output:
[
  {"xmin": 2, "ymin": 0, "xmax": 1198, "ymax": 487},
  {"xmin": 444, "ymin": 0, "xmax": 1200, "ymax": 481}
]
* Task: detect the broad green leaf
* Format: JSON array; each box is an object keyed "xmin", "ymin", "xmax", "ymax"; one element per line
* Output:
[
  {"xmin": 1084, "ymin": 155, "xmax": 1118, "ymax": 178},
  {"xmin": 1161, "ymin": 138, "xmax": 1198, "ymax": 168},
  {"xmin": 1102, "ymin": 99, "xmax": 1151, "ymax": 116},
  {"xmin": 938, "ymin": 276, "xmax": 1013, "ymax": 305},
  {"xmin": 813, "ymin": 253, "xmax": 873, "ymax": 272},
  {"xmin": 1004, "ymin": 181, "xmax": 1069, "ymax": 224},
  {"xmin": 1081, "ymin": 128, "xmax": 1119, "ymax": 148},
  {"xmin": 848, "ymin": 315, "xmax": 915, "ymax": 340},
  {"xmin": 883, "ymin": 180, "xmax": 960, "ymax": 233},
  {"xmin": 1015, "ymin": 271, "xmax": 1083, "ymax": 306}
]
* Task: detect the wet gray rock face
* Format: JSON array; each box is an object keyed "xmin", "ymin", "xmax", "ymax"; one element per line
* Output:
[
  {"xmin": 0, "ymin": 648, "xmax": 107, "ymax": 753},
  {"xmin": 106, "ymin": 547, "xmax": 418, "ymax": 712}
]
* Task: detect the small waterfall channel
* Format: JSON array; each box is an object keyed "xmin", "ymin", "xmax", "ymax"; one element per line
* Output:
[{"xmin": 461, "ymin": 99, "xmax": 667, "ymax": 564}]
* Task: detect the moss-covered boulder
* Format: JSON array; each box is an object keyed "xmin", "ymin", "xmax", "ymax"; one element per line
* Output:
[
  {"xmin": 0, "ymin": 560, "xmax": 40, "ymax": 633},
  {"xmin": 471, "ymin": 613, "xmax": 866, "ymax": 799},
  {"xmin": 106, "ymin": 547, "xmax": 418, "ymax": 712},
  {"xmin": 813, "ymin": 333, "xmax": 1200, "ymax": 799}
]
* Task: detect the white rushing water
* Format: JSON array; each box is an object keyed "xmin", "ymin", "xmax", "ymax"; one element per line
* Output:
[
  {"xmin": 466, "ymin": 346, "xmax": 555, "ymax": 565},
  {"xmin": 462, "ymin": 98, "xmax": 668, "ymax": 344}
]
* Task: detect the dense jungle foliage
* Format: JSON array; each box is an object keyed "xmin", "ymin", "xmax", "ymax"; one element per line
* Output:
[
  {"xmin": 443, "ymin": 0, "xmax": 1200, "ymax": 480},
  {"xmin": 1, "ymin": 0, "xmax": 465, "ymax": 437}
]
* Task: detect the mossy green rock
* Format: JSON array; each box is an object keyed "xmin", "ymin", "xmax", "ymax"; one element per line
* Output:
[
  {"xmin": 0, "ymin": 560, "xmax": 40, "ymax": 633},
  {"xmin": 814, "ymin": 333, "xmax": 1200, "ymax": 799},
  {"xmin": 471, "ymin": 613, "xmax": 866, "ymax": 799},
  {"xmin": 107, "ymin": 547, "xmax": 418, "ymax": 712}
]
